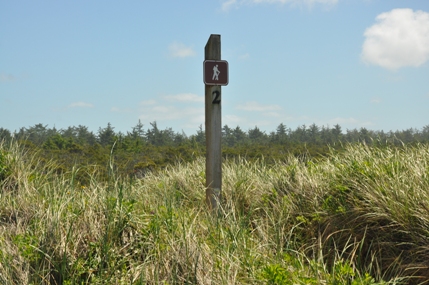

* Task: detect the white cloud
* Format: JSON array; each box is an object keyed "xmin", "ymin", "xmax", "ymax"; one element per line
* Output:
[
  {"xmin": 0, "ymin": 73, "xmax": 16, "ymax": 82},
  {"xmin": 361, "ymin": 9, "xmax": 429, "ymax": 70},
  {"xmin": 325, "ymin": 117, "xmax": 374, "ymax": 128},
  {"xmin": 152, "ymin": 105, "xmax": 174, "ymax": 114},
  {"xmin": 111, "ymin": 107, "xmax": 133, "ymax": 113},
  {"xmin": 222, "ymin": 0, "xmax": 237, "ymax": 11},
  {"xmin": 139, "ymin": 99, "xmax": 157, "ymax": 106},
  {"xmin": 137, "ymin": 93, "xmax": 205, "ymax": 132},
  {"xmin": 239, "ymin": 53, "xmax": 250, "ymax": 60},
  {"xmin": 68, "ymin": 102, "xmax": 93, "ymax": 108},
  {"xmin": 165, "ymin": 93, "xmax": 204, "ymax": 103},
  {"xmin": 139, "ymin": 105, "xmax": 203, "ymax": 122},
  {"xmin": 253, "ymin": 0, "xmax": 337, "ymax": 5},
  {"xmin": 370, "ymin": 97, "xmax": 381, "ymax": 104},
  {"xmin": 264, "ymin": 111, "xmax": 282, "ymax": 118},
  {"xmin": 168, "ymin": 42, "xmax": 196, "ymax": 58},
  {"xmin": 224, "ymin": 114, "xmax": 245, "ymax": 126},
  {"xmin": 236, "ymin": 101, "xmax": 282, "ymax": 112},
  {"xmin": 222, "ymin": 0, "xmax": 338, "ymax": 11}
]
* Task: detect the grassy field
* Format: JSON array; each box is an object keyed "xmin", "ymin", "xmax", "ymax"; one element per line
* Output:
[{"xmin": 1, "ymin": 140, "xmax": 429, "ymax": 284}]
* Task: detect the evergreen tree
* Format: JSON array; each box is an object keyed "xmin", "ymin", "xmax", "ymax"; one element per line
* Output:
[
  {"xmin": 174, "ymin": 130, "xmax": 188, "ymax": 145},
  {"xmin": 76, "ymin": 125, "xmax": 96, "ymax": 145},
  {"xmin": 43, "ymin": 133, "xmax": 67, "ymax": 150},
  {"xmin": 62, "ymin": 126, "xmax": 78, "ymax": 140},
  {"xmin": 248, "ymin": 126, "xmax": 267, "ymax": 144},
  {"xmin": 274, "ymin": 123, "xmax": 288, "ymax": 143},
  {"xmin": 128, "ymin": 120, "xmax": 145, "ymax": 140},
  {"xmin": 332, "ymin": 124, "xmax": 343, "ymax": 142},
  {"xmin": 292, "ymin": 125, "xmax": 307, "ymax": 143},
  {"xmin": 25, "ymin": 123, "xmax": 51, "ymax": 145},
  {"xmin": 359, "ymin": 128, "xmax": 371, "ymax": 144},
  {"xmin": 222, "ymin": 125, "xmax": 235, "ymax": 147},
  {"xmin": 345, "ymin": 128, "xmax": 359, "ymax": 143},
  {"xmin": 194, "ymin": 125, "xmax": 205, "ymax": 145},
  {"xmin": 0, "ymin": 128, "xmax": 11, "ymax": 142},
  {"xmin": 145, "ymin": 121, "xmax": 176, "ymax": 146},
  {"xmin": 396, "ymin": 128, "xmax": 415, "ymax": 143},
  {"xmin": 421, "ymin": 125, "xmax": 429, "ymax": 141},
  {"xmin": 308, "ymin": 123, "xmax": 320, "ymax": 144},
  {"xmin": 161, "ymin": 127, "xmax": 176, "ymax": 146},
  {"xmin": 145, "ymin": 121, "xmax": 160, "ymax": 145},
  {"xmin": 233, "ymin": 126, "xmax": 247, "ymax": 145},
  {"xmin": 97, "ymin": 123, "xmax": 116, "ymax": 146}
]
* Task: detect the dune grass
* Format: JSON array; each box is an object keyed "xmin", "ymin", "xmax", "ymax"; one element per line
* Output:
[{"xmin": 1, "ymin": 140, "xmax": 429, "ymax": 284}]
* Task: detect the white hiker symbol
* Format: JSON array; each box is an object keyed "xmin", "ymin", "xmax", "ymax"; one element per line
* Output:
[{"xmin": 212, "ymin": 64, "xmax": 220, "ymax": 81}]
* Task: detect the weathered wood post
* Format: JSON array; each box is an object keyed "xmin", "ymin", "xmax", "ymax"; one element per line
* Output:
[{"xmin": 203, "ymin": 34, "xmax": 228, "ymax": 210}]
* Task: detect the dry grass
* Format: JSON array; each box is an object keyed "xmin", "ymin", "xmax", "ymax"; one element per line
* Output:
[{"xmin": 1, "ymin": 140, "xmax": 429, "ymax": 284}]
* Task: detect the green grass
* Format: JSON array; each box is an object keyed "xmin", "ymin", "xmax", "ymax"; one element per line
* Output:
[{"xmin": 1, "ymin": 139, "xmax": 429, "ymax": 284}]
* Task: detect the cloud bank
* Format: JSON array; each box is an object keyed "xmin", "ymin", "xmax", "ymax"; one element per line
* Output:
[{"xmin": 361, "ymin": 8, "xmax": 429, "ymax": 70}]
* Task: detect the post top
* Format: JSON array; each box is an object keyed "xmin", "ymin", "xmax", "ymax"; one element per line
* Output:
[{"xmin": 205, "ymin": 34, "xmax": 221, "ymax": 60}]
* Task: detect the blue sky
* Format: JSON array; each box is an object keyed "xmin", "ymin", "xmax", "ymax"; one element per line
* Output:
[{"xmin": 1, "ymin": 0, "xmax": 429, "ymax": 135}]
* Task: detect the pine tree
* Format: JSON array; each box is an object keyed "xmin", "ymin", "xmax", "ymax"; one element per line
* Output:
[{"xmin": 97, "ymin": 123, "xmax": 116, "ymax": 146}]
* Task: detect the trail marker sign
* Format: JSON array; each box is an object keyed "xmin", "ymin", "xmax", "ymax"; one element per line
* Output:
[
  {"xmin": 204, "ymin": 34, "xmax": 226, "ymax": 211},
  {"xmin": 204, "ymin": 60, "xmax": 228, "ymax": 86}
]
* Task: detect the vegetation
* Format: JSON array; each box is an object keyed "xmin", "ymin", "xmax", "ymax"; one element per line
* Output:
[
  {"xmin": 1, "ymin": 123, "xmax": 429, "ymax": 283},
  {"xmin": 1, "ymin": 122, "xmax": 429, "ymax": 181}
]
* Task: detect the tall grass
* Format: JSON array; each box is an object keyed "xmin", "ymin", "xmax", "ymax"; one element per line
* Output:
[{"xmin": 1, "ymin": 139, "xmax": 428, "ymax": 284}]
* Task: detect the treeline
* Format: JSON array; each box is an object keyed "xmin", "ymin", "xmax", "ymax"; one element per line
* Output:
[
  {"xmin": 2, "ymin": 121, "xmax": 429, "ymax": 148},
  {"xmin": 1, "ymin": 121, "xmax": 428, "ymax": 181}
]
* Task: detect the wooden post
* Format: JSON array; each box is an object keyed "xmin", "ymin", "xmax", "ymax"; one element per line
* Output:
[{"xmin": 205, "ymin": 34, "xmax": 222, "ymax": 210}]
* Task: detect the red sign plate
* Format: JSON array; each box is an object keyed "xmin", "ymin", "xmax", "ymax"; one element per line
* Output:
[{"xmin": 204, "ymin": 60, "xmax": 228, "ymax": 86}]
